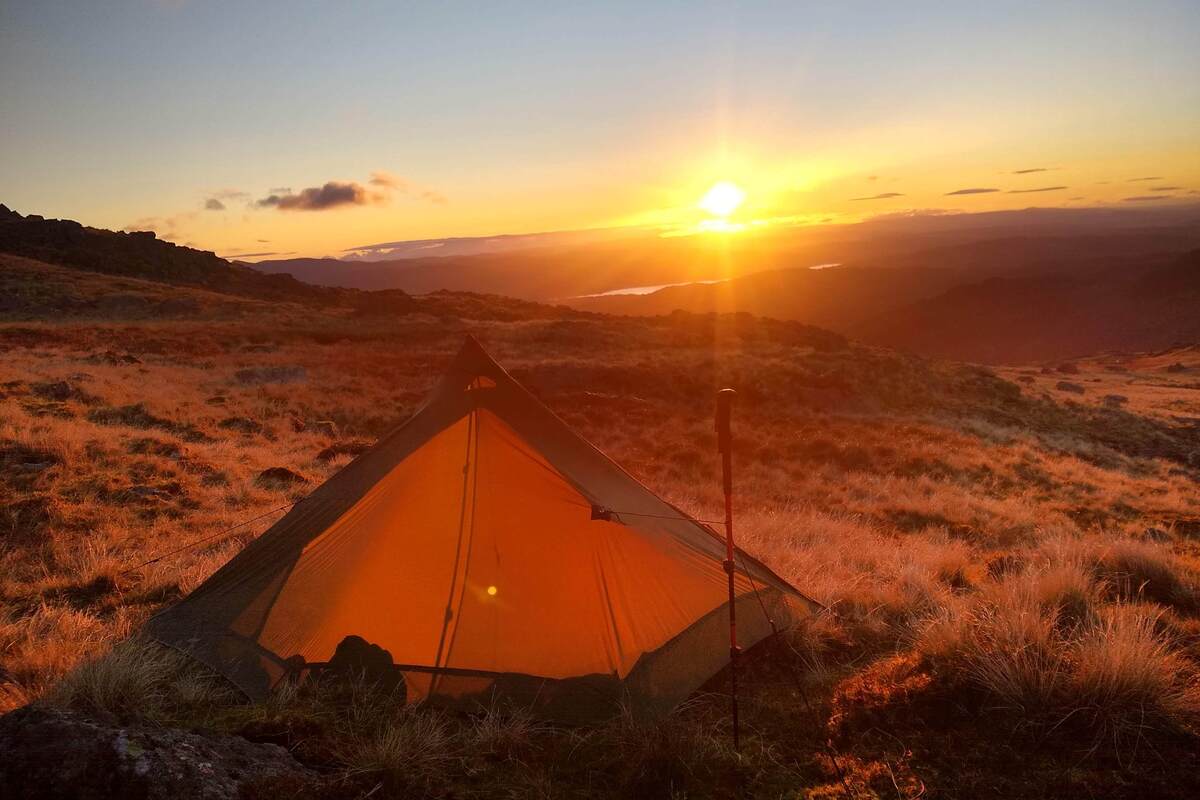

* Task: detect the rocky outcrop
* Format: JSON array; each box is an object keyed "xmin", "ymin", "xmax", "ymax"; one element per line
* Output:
[{"xmin": 0, "ymin": 706, "xmax": 319, "ymax": 799}]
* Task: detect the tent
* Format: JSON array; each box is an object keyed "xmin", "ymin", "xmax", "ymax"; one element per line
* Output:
[{"xmin": 147, "ymin": 336, "xmax": 816, "ymax": 720}]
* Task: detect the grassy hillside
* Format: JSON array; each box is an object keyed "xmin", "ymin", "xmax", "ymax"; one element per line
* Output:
[{"xmin": 1, "ymin": 252, "xmax": 1199, "ymax": 796}]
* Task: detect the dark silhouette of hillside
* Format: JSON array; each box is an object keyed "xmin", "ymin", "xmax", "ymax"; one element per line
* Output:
[
  {"xmin": 0, "ymin": 205, "xmax": 340, "ymax": 306},
  {"xmin": 0, "ymin": 205, "xmax": 427, "ymax": 316}
]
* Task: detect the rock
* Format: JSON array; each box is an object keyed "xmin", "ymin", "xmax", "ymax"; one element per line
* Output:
[
  {"xmin": 0, "ymin": 706, "xmax": 318, "ymax": 800},
  {"xmin": 324, "ymin": 635, "xmax": 406, "ymax": 698},
  {"xmin": 205, "ymin": 395, "xmax": 227, "ymax": 405},
  {"xmin": 1103, "ymin": 394, "xmax": 1128, "ymax": 408},
  {"xmin": 234, "ymin": 366, "xmax": 306, "ymax": 385},
  {"xmin": 1056, "ymin": 381, "xmax": 1085, "ymax": 394},
  {"xmin": 32, "ymin": 381, "xmax": 74, "ymax": 401},
  {"xmin": 313, "ymin": 420, "xmax": 339, "ymax": 438},
  {"xmin": 218, "ymin": 416, "xmax": 263, "ymax": 435},
  {"xmin": 1017, "ymin": 375, "xmax": 1035, "ymax": 384},
  {"xmin": 1165, "ymin": 362, "xmax": 1188, "ymax": 373},
  {"xmin": 255, "ymin": 467, "xmax": 307, "ymax": 488},
  {"xmin": 316, "ymin": 439, "xmax": 372, "ymax": 462},
  {"xmin": 1055, "ymin": 362, "xmax": 1080, "ymax": 374}
]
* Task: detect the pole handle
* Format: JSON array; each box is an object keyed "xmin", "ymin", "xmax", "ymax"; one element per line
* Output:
[{"xmin": 716, "ymin": 388, "xmax": 736, "ymax": 453}]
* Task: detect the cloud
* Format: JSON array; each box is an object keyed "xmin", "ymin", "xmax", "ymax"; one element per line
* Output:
[
  {"xmin": 1123, "ymin": 195, "xmax": 1170, "ymax": 202},
  {"xmin": 945, "ymin": 187, "xmax": 1000, "ymax": 195},
  {"xmin": 219, "ymin": 250, "xmax": 296, "ymax": 259},
  {"xmin": 1012, "ymin": 167, "xmax": 1052, "ymax": 174},
  {"xmin": 202, "ymin": 189, "xmax": 249, "ymax": 211},
  {"xmin": 256, "ymin": 173, "xmax": 447, "ymax": 211},
  {"xmin": 1151, "ymin": 186, "xmax": 1182, "ymax": 192},
  {"xmin": 257, "ymin": 238, "xmax": 270, "ymax": 243},
  {"xmin": 123, "ymin": 211, "xmax": 197, "ymax": 241},
  {"xmin": 257, "ymin": 181, "xmax": 383, "ymax": 211},
  {"xmin": 867, "ymin": 175, "xmax": 879, "ymax": 182},
  {"xmin": 1127, "ymin": 176, "xmax": 1163, "ymax": 182},
  {"xmin": 1007, "ymin": 186, "xmax": 1068, "ymax": 194},
  {"xmin": 369, "ymin": 170, "xmax": 407, "ymax": 190},
  {"xmin": 850, "ymin": 192, "xmax": 904, "ymax": 201}
]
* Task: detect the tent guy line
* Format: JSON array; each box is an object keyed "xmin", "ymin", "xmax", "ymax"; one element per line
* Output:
[{"xmin": 120, "ymin": 502, "xmax": 297, "ymax": 576}]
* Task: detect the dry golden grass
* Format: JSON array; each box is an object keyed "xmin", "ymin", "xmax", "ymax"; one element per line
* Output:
[{"xmin": 2, "ymin": 303, "xmax": 1199, "ymax": 797}]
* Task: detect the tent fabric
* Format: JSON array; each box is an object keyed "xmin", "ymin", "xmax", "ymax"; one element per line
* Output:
[{"xmin": 146, "ymin": 336, "xmax": 817, "ymax": 721}]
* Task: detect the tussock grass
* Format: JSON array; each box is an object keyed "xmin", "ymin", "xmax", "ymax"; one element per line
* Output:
[
  {"xmin": 2, "ymin": 311, "xmax": 1200, "ymax": 796},
  {"xmin": 43, "ymin": 637, "xmax": 238, "ymax": 720}
]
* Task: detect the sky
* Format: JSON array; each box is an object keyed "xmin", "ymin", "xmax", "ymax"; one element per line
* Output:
[{"xmin": 2, "ymin": 1, "xmax": 1198, "ymax": 260}]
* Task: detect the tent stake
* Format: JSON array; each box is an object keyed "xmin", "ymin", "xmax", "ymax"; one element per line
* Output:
[{"xmin": 716, "ymin": 388, "xmax": 740, "ymax": 750}]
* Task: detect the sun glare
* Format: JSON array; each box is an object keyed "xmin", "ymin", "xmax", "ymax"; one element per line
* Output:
[{"xmin": 698, "ymin": 181, "xmax": 746, "ymax": 218}]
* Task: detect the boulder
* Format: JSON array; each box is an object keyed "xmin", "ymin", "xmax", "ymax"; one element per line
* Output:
[
  {"xmin": 0, "ymin": 707, "xmax": 318, "ymax": 799},
  {"xmin": 1055, "ymin": 381, "xmax": 1085, "ymax": 394},
  {"xmin": 255, "ymin": 467, "xmax": 307, "ymax": 489}
]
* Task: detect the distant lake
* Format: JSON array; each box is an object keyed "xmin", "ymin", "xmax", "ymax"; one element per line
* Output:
[
  {"xmin": 573, "ymin": 263, "xmax": 840, "ymax": 299},
  {"xmin": 574, "ymin": 278, "xmax": 728, "ymax": 299}
]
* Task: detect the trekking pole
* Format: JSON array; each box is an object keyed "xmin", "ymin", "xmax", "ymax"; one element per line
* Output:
[{"xmin": 716, "ymin": 388, "xmax": 741, "ymax": 750}]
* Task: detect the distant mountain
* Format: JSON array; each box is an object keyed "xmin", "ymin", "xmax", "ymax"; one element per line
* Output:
[
  {"xmin": 251, "ymin": 205, "xmax": 1200, "ymax": 304},
  {"xmin": 561, "ymin": 211, "xmax": 1200, "ymax": 363},
  {"xmin": 855, "ymin": 249, "xmax": 1200, "ymax": 363}
]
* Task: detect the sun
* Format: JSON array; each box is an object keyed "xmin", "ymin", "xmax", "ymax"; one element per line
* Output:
[{"xmin": 698, "ymin": 181, "xmax": 746, "ymax": 218}]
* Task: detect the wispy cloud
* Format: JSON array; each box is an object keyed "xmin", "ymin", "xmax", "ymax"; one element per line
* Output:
[
  {"xmin": 1127, "ymin": 176, "xmax": 1163, "ymax": 182},
  {"xmin": 1012, "ymin": 167, "xmax": 1053, "ymax": 174},
  {"xmin": 1007, "ymin": 186, "xmax": 1068, "ymax": 194},
  {"xmin": 202, "ymin": 188, "xmax": 249, "ymax": 211},
  {"xmin": 1123, "ymin": 195, "xmax": 1170, "ymax": 202},
  {"xmin": 369, "ymin": 170, "xmax": 407, "ymax": 190},
  {"xmin": 850, "ymin": 192, "xmax": 904, "ymax": 201},
  {"xmin": 945, "ymin": 187, "xmax": 999, "ymax": 195},
  {"xmin": 257, "ymin": 181, "xmax": 384, "ymax": 211},
  {"xmin": 220, "ymin": 250, "xmax": 296, "ymax": 259},
  {"xmin": 1151, "ymin": 186, "xmax": 1182, "ymax": 192}
]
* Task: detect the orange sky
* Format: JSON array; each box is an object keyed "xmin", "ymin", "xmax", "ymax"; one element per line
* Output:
[{"xmin": 1, "ymin": 2, "xmax": 1197, "ymax": 259}]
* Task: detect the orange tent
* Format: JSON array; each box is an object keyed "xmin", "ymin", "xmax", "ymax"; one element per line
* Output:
[{"xmin": 148, "ymin": 337, "xmax": 815, "ymax": 720}]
